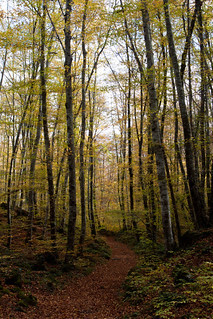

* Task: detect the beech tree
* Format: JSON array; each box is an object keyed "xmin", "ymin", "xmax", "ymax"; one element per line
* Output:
[
  {"xmin": 40, "ymin": 0, "xmax": 57, "ymax": 248},
  {"xmin": 141, "ymin": 0, "xmax": 174, "ymax": 250},
  {"xmin": 64, "ymin": 0, "xmax": 77, "ymax": 261},
  {"xmin": 163, "ymin": 0, "xmax": 207, "ymax": 228},
  {"xmin": 1, "ymin": 0, "xmax": 213, "ymax": 254}
]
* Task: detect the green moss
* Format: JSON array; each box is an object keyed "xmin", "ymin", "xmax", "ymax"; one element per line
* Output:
[
  {"xmin": 172, "ymin": 264, "xmax": 194, "ymax": 285},
  {"xmin": 17, "ymin": 291, "xmax": 37, "ymax": 308},
  {"xmin": 5, "ymin": 269, "xmax": 22, "ymax": 287},
  {"xmin": 0, "ymin": 284, "xmax": 10, "ymax": 296},
  {"xmin": 84, "ymin": 238, "xmax": 111, "ymax": 260},
  {"xmin": 123, "ymin": 232, "xmax": 213, "ymax": 318}
]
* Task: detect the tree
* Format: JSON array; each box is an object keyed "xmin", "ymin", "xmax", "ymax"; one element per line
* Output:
[
  {"xmin": 141, "ymin": 0, "xmax": 175, "ymax": 251},
  {"xmin": 79, "ymin": 0, "xmax": 89, "ymax": 247},
  {"xmin": 163, "ymin": 0, "xmax": 207, "ymax": 228},
  {"xmin": 40, "ymin": 0, "xmax": 57, "ymax": 249},
  {"xmin": 64, "ymin": 0, "xmax": 77, "ymax": 261}
]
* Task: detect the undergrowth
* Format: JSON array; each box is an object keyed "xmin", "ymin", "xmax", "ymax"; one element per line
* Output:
[
  {"xmin": 0, "ymin": 212, "xmax": 111, "ymax": 313},
  {"xmin": 120, "ymin": 229, "xmax": 213, "ymax": 319}
]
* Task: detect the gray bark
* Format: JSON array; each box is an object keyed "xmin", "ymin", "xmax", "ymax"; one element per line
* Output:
[
  {"xmin": 163, "ymin": 0, "xmax": 207, "ymax": 228},
  {"xmin": 79, "ymin": 0, "xmax": 88, "ymax": 246},
  {"xmin": 41, "ymin": 0, "xmax": 56, "ymax": 248},
  {"xmin": 141, "ymin": 0, "xmax": 174, "ymax": 251},
  {"xmin": 64, "ymin": 0, "xmax": 77, "ymax": 260}
]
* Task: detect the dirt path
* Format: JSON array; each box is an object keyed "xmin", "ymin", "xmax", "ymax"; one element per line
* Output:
[{"xmin": 2, "ymin": 237, "xmax": 139, "ymax": 319}]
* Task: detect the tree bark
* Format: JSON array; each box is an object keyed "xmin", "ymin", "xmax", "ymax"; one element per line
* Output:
[
  {"xmin": 64, "ymin": 0, "xmax": 77, "ymax": 261},
  {"xmin": 141, "ymin": 0, "xmax": 174, "ymax": 251},
  {"xmin": 88, "ymin": 90, "xmax": 97, "ymax": 237},
  {"xmin": 163, "ymin": 0, "xmax": 207, "ymax": 228},
  {"xmin": 79, "ymin": 0, "xmax": 89, "ymax": 246},
  {"xmin": 40, "ymin": 0, "xmax": 56, "ymax": 248},
  {"xmin": 126, "ymin": 43, "xmax": 139, "ymax": 241},
  {"xmin": 26, "ymin": 106, "xmax": 42, "ymax": 242}
]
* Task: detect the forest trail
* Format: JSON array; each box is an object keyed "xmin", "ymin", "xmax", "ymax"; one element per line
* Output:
[{"xmin": 9, "ymin": 237, "xmax": 139, "ymax": 319}]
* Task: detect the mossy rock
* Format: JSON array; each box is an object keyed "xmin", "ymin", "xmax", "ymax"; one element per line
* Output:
[
  {"xmin": 172, "ymin": 264, "xmax": 194, "ymax": 285},
  {"xmin": 17, "ymin": 291, "xmax": 37, "ymax": 308},
  {"xmin": 5, "ymin": 269, "xmax": 22, "ymax": 287},
  {"xmin": 180, "ymin": 230, "xmax": 213, "ymax": 248},
  {"xmin": 85, "ymin": 239, "xmax": 111, "ymax": 259},
  {"xmin": 31, "ymin": 251, "xmax": 58, "ymax": 271},
  {"xmin": 0, "ymin": 284, "xmax": 10, "ymax": 296},
  {"xmin": 61, "ymin": 262, "xmax": 75, "ymax": 273},
  {"xmin": 31, "ymin": 260, "xmax": 47, "ymax": 271},
  {"xmin": 37, "ymin": 251, "xmax": 58, "ymax": 265}
]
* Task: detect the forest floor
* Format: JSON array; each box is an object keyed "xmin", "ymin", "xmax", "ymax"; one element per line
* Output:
[
  {"xmin": 0, "ymin": 235, "xmax": 140, "ymax": 319},
  {"xmin": 1, "ymin": 208, "xmax": 213, "ymax": 319}
]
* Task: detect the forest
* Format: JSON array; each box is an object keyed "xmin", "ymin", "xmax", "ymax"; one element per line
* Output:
[{"xmin": 0, "ymin": 0, "xmax": 213, "ymax": 318}]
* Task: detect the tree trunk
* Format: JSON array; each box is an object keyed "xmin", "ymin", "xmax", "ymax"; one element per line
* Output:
[
  {"xmin": 163, "ymin": 0, "xmax": 207, "ymax": 228},
  {"xmin": 26, "ymin": 106, "xmax": 42, "ymax": 242},
  {"xmin": 64, "ymin": 0, "xmax": 77, "ymax": 261},
  {"xmin": 197, "ymin": 0, "xmax": 206, "ymax": 191},
  {"xmin": 141, "ymin": 0, "xmax": 174, "ymax": 251},
  {"xmin": 126, "ymin": 43, "xmax": 139, "ymax": 241},
  {"xmin": 79, "ymin": 0, "xmax": 88, "ymax": 246},
  {"xmin": 40, "ymin": 0, "xmax": 56, "ymax": 248},
  {"xmin": 87, "ymin": 83, "xmax": 97, "ymax": 237},
  {"xmin": 147, "ymin": 127, "xmax": 156, "ymax": 242}
]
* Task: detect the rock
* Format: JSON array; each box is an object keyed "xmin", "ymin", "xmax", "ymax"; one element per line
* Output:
[
  {"xmin": 14, "ymin": 207, "xmax": 29, "ymax": 217},
  {"xmin": 36, "ymin": 251, "xmax": 58, "ymax": 265},
  {"xmin": 5, "ymin": 269, "xmax": 22, "ymax": 287},
  {"xmin": 172, "ymin": 264, "xmax": 194, "ymax": 285},
  {"xmin": 31, "ymin": 251, "xmax": 58, "ymax": 271},
  {"xmin": 17, "ymin": 291, "xmax": 37, "ymax": 308},
  {"xmin": 180, "ymin": 230, "xmax": 213, "ymax": 248}
]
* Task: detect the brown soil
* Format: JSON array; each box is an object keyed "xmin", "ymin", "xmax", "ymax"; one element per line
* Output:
[{"xmin": 1, "ymin": 237, "xmax": 140, "ymax": 319}]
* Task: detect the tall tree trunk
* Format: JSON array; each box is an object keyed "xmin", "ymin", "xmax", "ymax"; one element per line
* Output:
[
  {"xmin": 141, "ymin": 0, "xmax": 174, "ymax": 251},
  {"xmin": 40, "ymin": 0, "xmax": 56, "ymax": 248},
  {"xmin": 26, "ymin": 106, "xmax": 42, "ymax": 242},
  {"xmin": 134, "ymin": 75, "xmax": 149, "ymax": 232},
  {"xmin": 197, "ymin": 0, "xmax": 206, "ymax": 191},
  {"xmin": 79, "ymin": 0, "xmax": 88, "ymax": 246},
  {"xmin": 88, "ymin": 90, "xmax": 97, "ymax": 237},
  {"xmin": 64, "ymin": 0, "xmax": 77, "ymax": 261},
  {"xmin": 126, "ymin": 44, "xmax": 139, "ymax": 241},
  {"xmin": 0, "ymin": 49, "xmax": 7, "ymax": 92},
  {"xmin": 6, "ymin": 65, "xmax": 38, "ymax": 248},
  {"xmin": 163, "ymin": 0, "xmax": 207, "ymax": 228},
  {"xmin": 147, "ymin": 126, "xmax": 156, "ymax": 242},
  {"xmin": 171, "ymin": 69, "xmax": 196, "ymax": 227}
]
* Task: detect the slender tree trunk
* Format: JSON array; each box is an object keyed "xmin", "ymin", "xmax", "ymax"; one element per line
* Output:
[
  {"xmin": 197, "ymin": 0, "xmax": 206, "ymax": 191},
  {"xmin": 40, "ymin": 0, "xmax": 57, "ymax": 248},
  {"xmin": 114, "ymin": 124, "xmax": 127, "ymax": 231},
  {"xmin": 55, "ymin": 147, "xmax": 67, "ymax": 199},
  {"xmin": 121, "ymin": 102, "xmax": 127, "ymax": 229},
  {"xmin": 0, "ymin": 49, "xmax": 7, "ymax": 92},
  {"xmin": 64, "ymin": 0, "xmax": 77, "ymax": 261},
  {"xmin": 79, "ymin": 0, "xmax": 88, "ymax": 246},
  {"xmin": 147, "ymin": 127, "xmax": 156, "ymax": 242},
  {"xmin": 126, "ymin": 44, "xmax": 139, "ymax": 241},
  {"xmin": 88, "ymin": 95, "xmax": 96, "ymax": 237},
  {"xmin": 171, "ymin": 69, "xmax": 197, "ymax": 227},
  {"xmin": 59, "ymin": 172, "xmax": 69, "ymax": 233},
  {"xmin": 26, "ymin": 106, "xmax": 42, "ymax": 242},
  {"xmin": 6, "ymin": 66, "xmax": 38, "ymax": 247},
  {"xmin": 163, "ymin": 0, "xmax": 207, "ymax": 228},
  {"xmin": 141, "ymin": 0, "xmax": 174, "ymax": 251},
  {"xmin": 135, "ymin": 75, "xmax": 149, "ymax": 231}
]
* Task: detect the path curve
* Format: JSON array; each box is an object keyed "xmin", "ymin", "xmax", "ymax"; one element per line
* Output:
[{"xmin": 5, "ymin": 237, "xmax": 139, "ymax": 318}]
